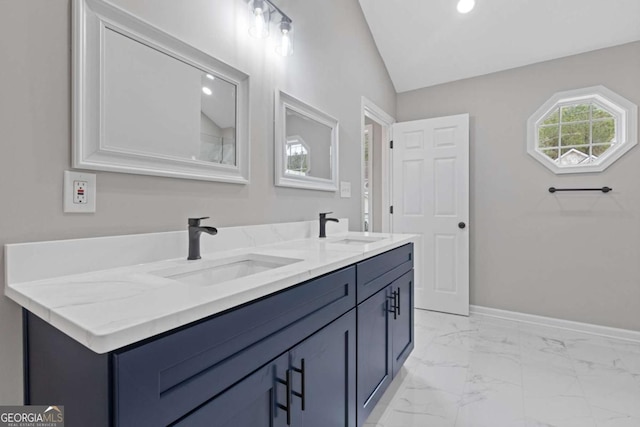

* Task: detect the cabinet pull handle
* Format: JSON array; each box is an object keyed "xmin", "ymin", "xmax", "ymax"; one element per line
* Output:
[
  {"xmin": 387, "ymin": 289, "xmax": 397, "ymax": 320},
  {"xmin": 292, "ymin": 358, "xmax": 306, "ymax": 411},
  {"xmin": 276, "ymin": 369, "xmax": 292, "ymax": 425},
  {"xmin": 396, "ymin": 289, "xmax": 401, "ymax": 317}
]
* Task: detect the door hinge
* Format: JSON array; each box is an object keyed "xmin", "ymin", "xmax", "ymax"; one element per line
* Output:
[
  {"xmin": 389, "ymin": 206, "xmax": 394, "ymax": 214},
  {"xmin": 390, "ymin": 140, "xmax": 393, "ymax": 149}
]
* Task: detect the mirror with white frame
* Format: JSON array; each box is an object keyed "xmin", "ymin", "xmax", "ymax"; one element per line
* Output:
[
  {"xmin": 275, "ymin": 91, "xmax": 339, "ymax": 191},
  {"xmin": 73, "ymin": 0, "xmax": 250, "ymax": 183}
]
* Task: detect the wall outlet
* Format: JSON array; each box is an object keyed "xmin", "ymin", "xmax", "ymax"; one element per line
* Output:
[
  {"xmin": 74, "ymin": 180, "xmax": 88, "ymax": 204},
  {"xmin": 340, "ymin": 181, "xmax": 351, "ymax": 198},
  {"xmin": 64, "ymin": 171, "xmax": 96, "ymax": 213}
]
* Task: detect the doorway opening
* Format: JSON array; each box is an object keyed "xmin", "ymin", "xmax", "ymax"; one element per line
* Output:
[{"xmin": 361, "ymin": 97, "xmax": 394, "ymax": 233}]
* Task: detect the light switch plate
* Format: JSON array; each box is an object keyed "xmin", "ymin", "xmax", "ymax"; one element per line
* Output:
[
  {"xmin": 64, "ymin": 171, "xmax": 96, "ymax": 213},
  {"xmin": 340, "ymin": 181, "xmax": 351, "ymax": 198}
]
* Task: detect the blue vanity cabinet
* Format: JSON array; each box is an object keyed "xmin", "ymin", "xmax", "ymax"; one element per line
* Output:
[
  {"xmin": 24, "ymin": 242, "xmax": 413, "ymax": 427},
  {"xmin": 356, "ymin": 244, "xmax": 414, "ymax": 426}
]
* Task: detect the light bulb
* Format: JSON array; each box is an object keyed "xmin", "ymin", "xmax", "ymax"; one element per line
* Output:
[
  {"xmin": 253, "ymin": 8, "xmax": 267, "ymax": 36},
  {"xmin": 249, "ymin": 0, "xmax": 270, "ymax": 38},
  {"xmin": 275, "ymin": 20, "xmax": 293, "ymax": 56},
  {"xmin": 457, "ymin": 0, "xmax": 475, "ymax": 14},
  {"xmin": 280, "ymin": 32, "xmax": 291, "ymax": 55},
  {"xmin": 205, "ymin": 74, "xmax": 215, "ymax": 80},
  {"xmin": 202, "ymin": 87, "xmax": 212, "ymax": 95}
]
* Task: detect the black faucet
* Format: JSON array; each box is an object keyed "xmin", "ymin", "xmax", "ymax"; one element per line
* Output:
[
  {"xmin": 319, "ymin": 212, "xmax": 339, "ymax": 238},
  {"xmin": 188, "ymin": 217, "xmax": 218, "ymax": 260}
]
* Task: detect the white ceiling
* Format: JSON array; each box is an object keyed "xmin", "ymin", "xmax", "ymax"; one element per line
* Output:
[{"xmin": 359, "ymin": 0, "xmax": 640, "ymax": 93}]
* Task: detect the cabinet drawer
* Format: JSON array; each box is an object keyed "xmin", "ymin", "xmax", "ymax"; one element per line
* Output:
[
  {"xmin": 113, "ymin": 266, "xmax": 356, "ymax": 427},
  {"xmin": 356, "ymin": 244, "xmax": 413, "ymax": 303}
]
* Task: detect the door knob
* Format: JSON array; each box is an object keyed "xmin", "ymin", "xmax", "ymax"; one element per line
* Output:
[{"xmin": 458, "ymin": 222, "xmax": 466, "ymax": 229}]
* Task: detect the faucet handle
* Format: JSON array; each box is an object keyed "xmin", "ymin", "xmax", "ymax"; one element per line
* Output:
[
  {"xmin": 188, "ymin": 217, "xmax": 210, "ymax": 226},
  {"xmin": 319, "ymin": 212, "xmax": 333, "ymax": 217}
]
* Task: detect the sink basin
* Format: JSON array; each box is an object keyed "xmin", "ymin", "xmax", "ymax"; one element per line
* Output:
[
  {"xmin": 330, "ymin": 236, "xmax": 386, "ymax": 245},
  {"xmin": 151, "ymin": 254, "xmax": 302, "ymax": 287}
]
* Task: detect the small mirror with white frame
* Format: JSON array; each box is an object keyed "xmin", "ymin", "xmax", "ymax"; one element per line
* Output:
[
  {"xmin": 73, "ymin": 0, "xmax": 250, "ymax": 183},
  {"xmin": 275, "ymin": 91, "xmax": 339, "ymax": 191}
]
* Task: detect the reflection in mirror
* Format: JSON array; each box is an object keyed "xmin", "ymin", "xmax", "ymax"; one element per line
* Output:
[
  {"xmin": 285, "ymin": 109, "xmax": 332, "ymax": 179},
  {"xmin": 103, "ymin": 29, "xmax": 237, "ymax": 166},
  {"xmin": 275, "ymin": 91, "xmax": 339, "ymax": 191},
  {"xmin": 285, "ymin": 135, "xmax": 310, "ymax": 175},
  {"xmin": 74, "ymin": 0, "xmax": 250, "ymax": 183},
  {"xmin": 199, "ymin": 74, "xmax": 237, "ymax": 165}
]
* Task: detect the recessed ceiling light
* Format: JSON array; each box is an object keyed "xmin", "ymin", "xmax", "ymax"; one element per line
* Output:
[
  {"xmin": 202, "ymin": 87, "xmax": 212, "ymax": 95},
  {"xmin": 457, "ymin": 0, "xmax": 475, "ymax": 14},
  {"xmin": 205, "ymin": 74, "xmax": 215, "ymax": 80}
]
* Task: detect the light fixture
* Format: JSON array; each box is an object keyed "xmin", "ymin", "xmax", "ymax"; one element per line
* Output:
[
  {"xmin": 457, "ymin": 0, "xmax": 476, "ymax": 14},
  {"xmin": 202, "ymin": 87, "xmax": 212, "ymax": 95},
  {"xmin": 248, "ymin": 0, "xmax": 270, "ymax": 38},
  {"xmin": 245, "ymin": 0, "xmax": 294, "ymax": 56},
  {"xmin": 205, "ymin": 74, "xmax": 215, "ymax": 80},
  {"xmin": 275, "ymin": 18, "xmax": 293, "ymax": 56}
]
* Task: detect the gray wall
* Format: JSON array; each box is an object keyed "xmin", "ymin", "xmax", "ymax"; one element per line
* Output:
[
  {"xmin": 0, "ymin": 0, "xmax": 395, "ymax": 403},
  {"xmin": 397, "ymin": 41, "xmax": 640, "ymax": 331}
]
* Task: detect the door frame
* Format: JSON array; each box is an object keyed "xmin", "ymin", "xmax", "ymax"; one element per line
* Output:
[{"xmin": 360, "ymin": 97, "xmax": 395, "ymax": 232}]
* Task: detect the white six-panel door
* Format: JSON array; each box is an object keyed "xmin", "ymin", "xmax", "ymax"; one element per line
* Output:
[{"xmin": 392, "ymin": 114, "xmax": 469, "ymax": 316}]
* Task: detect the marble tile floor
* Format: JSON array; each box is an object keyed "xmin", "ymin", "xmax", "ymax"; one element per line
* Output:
[{"xmin": 365, "ymin": 309, "xmax": 640, "ymax": 427}]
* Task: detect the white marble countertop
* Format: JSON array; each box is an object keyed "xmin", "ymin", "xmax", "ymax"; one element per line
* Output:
[{"xmin": 6, "ymin": 230, "xmax": 416, "ymax": 353}]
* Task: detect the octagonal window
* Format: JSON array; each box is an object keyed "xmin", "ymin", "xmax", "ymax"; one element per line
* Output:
[{"xmin": 527, "ymin": 86, "xmax": 637, "ymax": 174}]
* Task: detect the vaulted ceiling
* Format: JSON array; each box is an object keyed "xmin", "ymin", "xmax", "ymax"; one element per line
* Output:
[{"xmin": 359, "ymin": 0, "xmax": 640, "ymax": 93}]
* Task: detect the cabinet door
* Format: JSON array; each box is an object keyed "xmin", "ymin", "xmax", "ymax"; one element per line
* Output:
[
  {"xmin": 173, "ymin": 354, "xmax": 289, "ymax": 427},
  {"xmin": 290, "ymin": 310, "xmax": 356, "ymax": 427},
  {"xmin": 356, "ymin": 287, "xmax": 392, "ymax": 425},
  {"xmin": 391, "ymin": 270, "xmax": 414, "ymax": 377}
]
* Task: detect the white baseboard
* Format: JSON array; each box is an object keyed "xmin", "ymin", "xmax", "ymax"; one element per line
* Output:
[{"xmin": 470, "ymin": 305, "xmax": 640, "ymax": 343}]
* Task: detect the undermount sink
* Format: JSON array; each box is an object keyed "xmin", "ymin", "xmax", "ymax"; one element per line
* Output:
[
  {"xmin": 330, "ymin": 236, "xmax": 386, "ymax": 245},
  {"xmin": 151, "ymin": 254, "xmax": 302, "ymax": 287}
]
